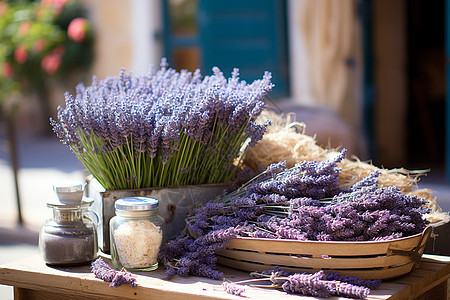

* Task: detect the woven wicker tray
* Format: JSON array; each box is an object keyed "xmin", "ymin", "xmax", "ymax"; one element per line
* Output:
[{"xmin": 216, "ymin": 226, "xmax": 432, "ymax": 279}]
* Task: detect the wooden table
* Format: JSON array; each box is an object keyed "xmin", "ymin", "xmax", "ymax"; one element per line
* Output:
[{"xmin": 0, "ymin": 254, "xmax": 448, "ymax": 299}]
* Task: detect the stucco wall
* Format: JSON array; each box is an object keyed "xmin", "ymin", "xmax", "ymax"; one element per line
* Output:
[{"xmin": 84, "ymin": 0, "xmax": 162, "ymax": 79}]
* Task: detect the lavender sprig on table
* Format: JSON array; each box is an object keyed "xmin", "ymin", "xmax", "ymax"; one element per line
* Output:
[
  {"xmin": 50, "ymin": 59, "xmax": 273, "ymax": 189},
  {"xmin": 280, "ymin": 271, "xmax": 334, "ymax": 298},
  {"xmin": 91, "ymin": 258, "xmax": 137, "ymax": 288},
  {"xmin": 222, "ymin": 281, "xmax": 246, "ymax": 296},
  {"xmin": 224, "ymin": 269, "xmax": 373, "ymax": 299}
]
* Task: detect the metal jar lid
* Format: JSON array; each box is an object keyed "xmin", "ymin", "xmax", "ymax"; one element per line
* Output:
[
  {"xmin": 115, "ymin": 197, "xmax": 159, "ymax": 211},
  {"xmin": 47, "ymin": 197, "xmax": 94, "ymax": 209}
]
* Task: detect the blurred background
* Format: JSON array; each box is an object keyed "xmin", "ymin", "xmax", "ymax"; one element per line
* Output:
[{"xmin": 0, "ymin": 0, "xmax": 449, "ymax": 297}]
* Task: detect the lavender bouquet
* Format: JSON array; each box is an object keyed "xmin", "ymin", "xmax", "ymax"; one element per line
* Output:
[{"xmin": 50, "ymin": 59, "xmax": 273, "ymax": 190}]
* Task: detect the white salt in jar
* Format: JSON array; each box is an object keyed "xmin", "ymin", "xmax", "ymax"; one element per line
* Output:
[{"xmin": 110, "ymin": 197, "xmax": 165, "ymax": 271}]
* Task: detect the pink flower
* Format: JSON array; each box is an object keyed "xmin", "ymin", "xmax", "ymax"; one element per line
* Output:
[
  {"xmin": 19, "ymin": 21, "xmax": 31, "ymax": 35},
  {"xmin": 52, "ymin": 45, "xmax": 65, "ymax": 57},
  {"xmin": 14, "ymin": 45, "xmax": 27, "ymax": 64},
  {"xmin": 41, "ymin": 55, "xmax": 61, "ymax": 74},
  {"xmin": 67, "ymin": 18, "xmax": 88, "ymax": 42},
  {"xmin": 2, "ymin": 62, "xmax": 14, "ymax": 77},
  {"xmin": 0, "ymin": 3, "xmax": 8, "ymax": 16},
  {"xmin": 41, "ymin": 46, "xmax": 65, "ymax": 74},
  {"xmin": 42, "ymin": 0, "xmax": 69, "ymax": 15},
  {"xmin": 34, "ymin": 39, "xmax": 46, "ymax": 53}
]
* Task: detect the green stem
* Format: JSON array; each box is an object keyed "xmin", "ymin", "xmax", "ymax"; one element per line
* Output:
[{"xmin": 70, "ymin": 117, "xmax": 252, "ymax": 189}]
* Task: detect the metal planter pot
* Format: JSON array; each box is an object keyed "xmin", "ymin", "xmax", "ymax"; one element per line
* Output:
[{"xmin": 87, "ymin": 179, "xmax": 227, "ymax": 253}]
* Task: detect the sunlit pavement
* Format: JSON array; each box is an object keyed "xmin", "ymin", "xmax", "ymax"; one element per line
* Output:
[{"xmin": 0, "ymin": 132, "xmax": 84, "ymax": 299}]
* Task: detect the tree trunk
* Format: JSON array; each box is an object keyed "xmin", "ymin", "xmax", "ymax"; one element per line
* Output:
[
  {"xmin": 37, "ymin": 86, "xmax": 54, "ymax": 136},
  {"xmin": 3, "ymin": 106, "xmax": 23, "ymax": 225}
]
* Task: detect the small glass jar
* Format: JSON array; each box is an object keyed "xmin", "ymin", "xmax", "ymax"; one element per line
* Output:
[
  {"xmin": 39, "ymin": 198, "xmax": 98, "ymax": 265},
  {"xmin": 110, "ymin": 197, "xmax": 165, "ymax": 271}
]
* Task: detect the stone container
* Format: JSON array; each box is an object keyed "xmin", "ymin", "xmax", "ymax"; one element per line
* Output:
[{"xmin": 87, "ymin": 179, "xmax": 227, "ymax": 253}]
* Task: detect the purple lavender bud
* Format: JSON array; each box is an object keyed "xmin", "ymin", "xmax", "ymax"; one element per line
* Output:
[
  {"xmin": 325, "ymin": 272, "xmax": 381, "ymax": 290},
  {"xmin": 193, "ymin": 227, "xmax": 240, "ymax": 246},
  {"xmin": 109, "ymin": 268, "xmax": 137, "ymax": 288},
  {"xmin": 281, "ymin": 271, "xmax": 331, "ymax": 298},
  {"xmin": 264, "ymin": 161, "xmax": 287, "ymax": 177},
  {"xmin": 177, "ymin": 267, "xmax": 190, "ymax": 277},
  {"xmin": 334, "ymin": 282, "xmax": 371, "ymax": 299},
  {"xmin": 194, "ymin": 264, "xmax": 223, "ymax": 280},
  {"xmin": 349, "ymin": 170, "xmax": 380, "ymax": 192},
  {"xmin": 165, "ymin": 266, "xmax": 176, "ymax": 277},
  {"xmin": 164, "ymin": 236, "xmax": 194, "ymax": 260},
  {"xmin": 91, "ymin": 258, "xmax": 137, "ymax": 288},
  {"xmin": 91, "ymin": 258, "xmax": 116, "ymax": 282},
  {"xmin": 179, "ymin": 257, "xmax": 199, "ymax": 269},
  {"xmin": 222, "ymin": 281, "xmax": 245, "ymax": 296}
]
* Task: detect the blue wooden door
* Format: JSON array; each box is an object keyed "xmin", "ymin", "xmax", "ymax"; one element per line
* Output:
[{"xmin": 197, "ymin": 0, "xmax": 289, "ymax": 98}]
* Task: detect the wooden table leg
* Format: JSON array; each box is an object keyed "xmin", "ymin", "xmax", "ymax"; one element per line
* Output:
[
  {"xmin": 13, "ymin": 286, "xmax": 22, "ymax": 300},
  {"xmin": 414, "ymin": 280, "xmax": 448, "ymax": 300}
]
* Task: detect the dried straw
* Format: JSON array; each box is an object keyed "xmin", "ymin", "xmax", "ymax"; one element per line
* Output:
[
  {"xmin": 244, "ymin": 111, "xmax": 327, "ymax": 172},
  {"xmin": 338, "ymin": 158, "xmax": 423, "ymax": 193},
  {"xmin": 243, "ymin": 110, "xmax": 447, "ymax": 223}
]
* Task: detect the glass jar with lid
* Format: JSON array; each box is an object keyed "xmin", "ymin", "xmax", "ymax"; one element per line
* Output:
[
  {"xmin": 39, "ymin": 196, "xmax": 98, "ymax": 265},
  {"xmin": 110, "ymin": 197, "xmax": 165, "ymax": 271}
]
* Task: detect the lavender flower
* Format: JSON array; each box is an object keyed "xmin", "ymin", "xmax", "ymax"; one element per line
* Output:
[
  {"xmin": 91, "ymin": 258, "xmax": 137, "ymax": 288},
  {"xmin": 262, "ymin": 269, "xmax": 373, "ymax": 299},
  {"xmin": 281, "ymin": 271, "xmax": 332, "ymax": 298},
  {"xmin": 162, "ymin": 233, "xmax": 230, "ymax": 279},
  {"xmin": 248, "ymin": 149, "xmax": 345, "ymax": 199},
  {"xmin": 185, "ymin": 153, "xmax": 428, "ymax": 244},
  {"xmin": 194, "ymin": 264, "xmax": 223, "ymax": 280},
  {"xmin": 165, "ymin": 266, "xmax": 176, "ymax": 277},
  {"xmin": 164, "ymin": 236, "xmax": 194, "ymax": 261},
  {"xmin": 222, "ymin": 281, "xmax": 245, "ymax": 296},
  {"xmin": 333, "ymin": 281, "xmax": 371, "ymax": 299},
  {"xmin": 177, "ymin": 267, "xmax": 190, "ymax": 277},
  {"xmin": 50, "ymin": 59, "xmax": 273, "ymax": 190},
  {"xmin": 194, "ymin": 226, "xmax": 248, "ymax": 246},
  {"xmin": 110, "ymin": 268, "xmax": 138, "ymax": 288},
  {"xmin": 325, "ymin": 272, "xmax": 381, "ymax": 290},
  {"xmin": 91, "ymin": 258, "xmax": 116, "ymax": 282}
]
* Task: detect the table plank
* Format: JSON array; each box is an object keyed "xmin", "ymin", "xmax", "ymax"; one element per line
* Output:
[
  {"xmin": 422, "ymin": 254, "xmax": 450, "ymax": 263},
  {"xmin": 364, "ymin": 282, "xmax": 410, "ymax": 300},
  {"xmin": 0, "ymin": 255, "xmax": 341, "ymax": 300},
  {"xmin": 0, "ymin": 254, "xmax": 448, "ymax": 300},
  {"xmin": 386, "ymin": 255, "xmax": 450, "ymax": 299}
]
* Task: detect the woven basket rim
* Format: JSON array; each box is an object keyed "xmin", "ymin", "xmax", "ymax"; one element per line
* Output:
[{"xmin": 231, "ymin": 226, "xmax": 431, "ymax": 245}]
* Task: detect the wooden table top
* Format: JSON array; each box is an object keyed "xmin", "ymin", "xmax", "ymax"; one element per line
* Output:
[{"xmin": 0, "ymin": 254, "xmax": 448, "ymax": 299}]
